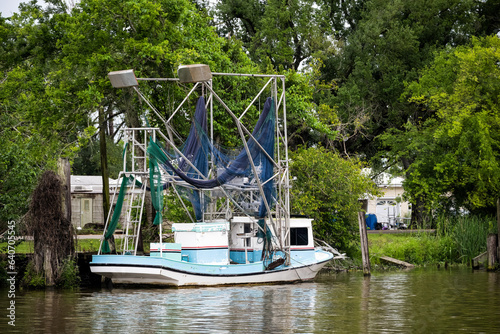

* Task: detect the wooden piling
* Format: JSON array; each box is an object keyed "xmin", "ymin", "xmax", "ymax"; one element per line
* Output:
[
  {"xmin": 487, "ymin": 233, "xmax": 498, "ymax": 270},
  {"xmin": 358, "ymin": 212, "xmax": 371, "ymax": 276},
  {"xmin": 497, "ymin": 198, "xmax": 500, "ymax": 262},
  {"xmin": 57, "ymin": 158, "xmax": 71, "ymax": 222}
]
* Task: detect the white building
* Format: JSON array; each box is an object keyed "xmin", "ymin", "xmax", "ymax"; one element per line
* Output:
[
  {"xmin": 364, "ymin": 171, "xmax": 411, "ymax": 227},
  {"xmin": 71, "ymin": 175, "xmax": 122, "ymax": 229}
]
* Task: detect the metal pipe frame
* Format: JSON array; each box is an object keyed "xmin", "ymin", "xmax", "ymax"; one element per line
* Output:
[{"xmin": 114, "ymin": 70, "xmax": 290, "ymax": 260}]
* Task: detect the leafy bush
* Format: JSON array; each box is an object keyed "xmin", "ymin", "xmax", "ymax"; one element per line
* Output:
[
  {"xmin": 57, "ymin": 258, "xmax": 81, "ymax": 289},
  {"xmin": 21, "ymin": 262, "xmax": 45, "ymax": 289},
  {"xmin": 290, "ymin": 146, "xmax": 380, "ymax": 251}
]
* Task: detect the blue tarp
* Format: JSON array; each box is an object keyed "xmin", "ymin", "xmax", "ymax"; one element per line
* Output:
[{"xmin": 366, "ymin": 214, "xmax": 377, "ymax": 230}]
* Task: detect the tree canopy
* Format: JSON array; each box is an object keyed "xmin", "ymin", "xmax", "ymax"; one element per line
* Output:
[
  {"xmin": 216, "ymin": 0, "xmax": 333, "ymax": 70},
  {"xmin": 319, "ymin": 0, "xmax": 483, "ymax": 156},
  {"xmin": 290, "ymin": 146, "xmax": 380, "ymax": 250},
  {"xmin": 393, "ymin": 36, "xmax": 500, "ymax": 215},
  {"xmin": 0, "ymin": 0, "xmax": 256, "ymax": 226}
]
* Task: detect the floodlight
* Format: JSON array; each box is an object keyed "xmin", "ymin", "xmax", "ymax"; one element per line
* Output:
[
  {"xmin": 178, "ymin": 64, "xmax": 212, "ymax": 83},
  {"xmin": 108, "ymin": 69, "xmax": 138, "ymax": 88}
]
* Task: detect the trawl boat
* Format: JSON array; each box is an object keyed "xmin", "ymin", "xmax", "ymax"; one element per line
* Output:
[
  {"xmin": 90, "ymin": 66, "xmax": 335, "ymax": 286},
  {"xmin": 91, "ymin": 218, "xmax": 333, "ymax": 286}
]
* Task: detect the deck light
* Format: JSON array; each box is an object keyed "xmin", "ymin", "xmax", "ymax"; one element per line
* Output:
[
  {"xmin": 177, "ymin": 64, "xmax": 212, "ymax": 83},
  {"xmin": 108, "ymin": 69, "xmax": 138, "ymax": 88}
]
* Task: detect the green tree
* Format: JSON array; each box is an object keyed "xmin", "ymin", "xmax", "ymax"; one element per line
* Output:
[
  {"xmin": 393, "ymin": 35, "xmax": 500, "ymax": 215},
  {"xmin": 71, "ymin": 135, "xmax": 125, "ymax": 179},
  {"xmin": 0, "ymin": 0, "xmax": 258, "ymax": 228},
  {"xmin": 290, "ymin": 146, "xmax": 380, "ymax": 251},
  {"xmin": 216, "ymin": 0, "xmax": 332, "ymax": 70},
  {"xmin": 321, "ymin": 0, "xmax": 481, "ymax": 157},
  {"xmin": 284, "ymin": 65, "xmax": 339, "ymax": 150},
  {"xmin": 0, "ymin": 1, "xmax": 68, "ymax": 227},
  {"xmin": 0, "ymin": 117, "xmax": 56, "ymax": 229}
]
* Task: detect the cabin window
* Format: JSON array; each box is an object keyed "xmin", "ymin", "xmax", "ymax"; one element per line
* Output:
[
  {"xmin": 290, "ymin": 227, "xmax": 308, "ymax": 246},
  {"xmin": 244, "ymin": 223, "xmax": 251, "ymax": 247}
]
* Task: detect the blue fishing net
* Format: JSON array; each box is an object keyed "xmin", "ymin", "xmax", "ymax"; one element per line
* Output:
[{"xmin": 148, "ymin": 96, "xmax": 276, "ymax": 220}]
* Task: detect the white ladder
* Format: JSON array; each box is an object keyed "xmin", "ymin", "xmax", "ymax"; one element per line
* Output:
[{"xmin": 120, "ymin": 128, "xmax": 155, "ymax": 255}]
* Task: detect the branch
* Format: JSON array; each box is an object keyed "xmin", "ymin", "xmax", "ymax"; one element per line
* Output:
[
  {"xmin": 111, "ymin": 120, "xmax": 125, "ymax": 139},
  {"xmin": 104, "ymin": 110, "xmax": 126, "ymax": 123}
]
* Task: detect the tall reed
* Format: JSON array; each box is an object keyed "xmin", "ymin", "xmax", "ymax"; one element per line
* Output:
[
  {"xmin": 450, "ymin": 215, "xmax": 496, "ymax": 264},
  {"xmin": 367, "ymin": 215, "xmax": 496, "ymax": 267}
]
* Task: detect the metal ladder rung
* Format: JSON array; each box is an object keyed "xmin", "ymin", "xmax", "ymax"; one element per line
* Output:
[{"xmin": 117, "ymin": 130, "xmax": 150, "ymax": 255}]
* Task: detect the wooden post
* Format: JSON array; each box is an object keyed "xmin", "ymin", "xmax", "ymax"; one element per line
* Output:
[
  {"xmin": 487, "ymin": 233, "xmax": 498, "ymax": 271},
  {"xmin": 99, "ymin": 106, "xmax": 116, "ymax": 253},
  {"xmin": 358, "ymin": 212, "xmax": 371, "ymax": 276},
  {"xmin": 57, "ymin": 158, "xmax": 72, "ymax": 222},
  {"xmin": 497, "ymin": 198, "xmax": 500, "ymax": 262},
  {"xmin": 99, "ymin": 106, "xmax": 110, "ymax": 222},
  {"xmin": 44, "ymin": 246, "xmax": 53, "ymax": 286}
]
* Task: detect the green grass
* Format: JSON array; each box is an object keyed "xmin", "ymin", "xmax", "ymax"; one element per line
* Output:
[
  {"xmin": 365, "ymin": 215, "xmax": 497, "ymax": 266},
  {"xmin": 0, "ymin": 239, "xmax": 107, "ymax": 254},
  {"xmin": 0, "ymin": 241, "xmax": 34, "ymax": 254},
  {"xmin": 367, "ymin": 232, "xmax": 455, "ymax": 266},
  {"xmin": 75, "ymin": 239, "xmax": 102, "ymax": 253},
  {"xmin": 448, "ymin": 215, "xmax": 495, "ymax": 264}
]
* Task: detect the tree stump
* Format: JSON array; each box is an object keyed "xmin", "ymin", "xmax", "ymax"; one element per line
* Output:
[
  {"xmin": 27, "ymin": 167, "xmax": 75, "ymax": 286},
  {"xmin": 487, "ymin": 233, "xmax": 498, "ymax": 271}
]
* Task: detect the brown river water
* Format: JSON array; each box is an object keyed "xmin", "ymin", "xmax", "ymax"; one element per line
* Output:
[{"xmin": 1, "ymin": 267, "xmax": 499, "ymax": 333}]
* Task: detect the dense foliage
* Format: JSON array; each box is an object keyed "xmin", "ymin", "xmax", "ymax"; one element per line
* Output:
[
  {"xmin": 382, "ymin": 36, "xmax": 500, "ymax": 216},
  {"xmin": 368, "ymin": 215, "xmax": 497, "ymax": 266},
  {"xmin": 216, "ymin": 0, "xmax": 332, "ymax": 70},
  {"xmin": 290, "ymin": 146, "xmax": 380, "ymax": 250},
  {"xmin": 0, "ymin": 0, "xmax": 257, "ymax": 228}
]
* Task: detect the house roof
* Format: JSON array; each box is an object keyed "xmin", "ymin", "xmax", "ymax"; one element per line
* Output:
[
  {"xmin": 71, "ymin": 175, "xmax": 119, "ymax": 194},
  {"xmin": 362, "ymin": 168, "xmax": 404, "ymax": 187},
  {"xmin": 377, "ymin": 174, "xmax": 404, "ymax": 187}
]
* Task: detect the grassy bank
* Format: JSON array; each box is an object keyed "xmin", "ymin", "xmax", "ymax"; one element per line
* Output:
[
  {"xmin": 365, "ymin": 215, "xmax": 497, "ymax": 267},
  {"xmin": 368, "ymin": 232, "xmax": 454, "ymax": 265},
  {"xmin": 1, "ymin": 239, "xmax": 103, "ymax": 254},
  {"xmin": 0, "ymin": 239, "xmax": 151, "ymax": 254}
]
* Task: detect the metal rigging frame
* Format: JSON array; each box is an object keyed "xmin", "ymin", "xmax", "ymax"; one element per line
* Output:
[{"xmin": 102, "ymin": 67, "xmax": 291, "ymax": 263}]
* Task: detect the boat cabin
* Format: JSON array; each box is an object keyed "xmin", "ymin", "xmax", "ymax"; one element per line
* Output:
[{"xmin": 149, "ymin": 217, "xmax": 315, "ymax": 265}]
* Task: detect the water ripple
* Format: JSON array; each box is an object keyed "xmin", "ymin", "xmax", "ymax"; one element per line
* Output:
[{"xmin": 1, "ymin": 268, "xmax": 499, "ymax": 333}]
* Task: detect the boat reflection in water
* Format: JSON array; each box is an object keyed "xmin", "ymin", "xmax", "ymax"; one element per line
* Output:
[{"xmin": 85, "ymin": 284, "xmax": 318, "ymax": 333}]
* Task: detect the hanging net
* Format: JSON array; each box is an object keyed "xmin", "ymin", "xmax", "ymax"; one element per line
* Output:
[
  {"xmin": 102, "ymin": 175, "xmax": 129, "ymax": 254},
  {"xmin": 103, "ymin": 96, "xmax": 278, "ymax": 259},
  {"xmin": 149, "ymin": 152, "xmax": 164, "ymax": 226},
  {"xmin": 148, "ymin": 96, "xmax": 276, "ymax": 220}
]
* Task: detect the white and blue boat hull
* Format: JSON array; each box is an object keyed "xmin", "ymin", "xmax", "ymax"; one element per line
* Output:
[{"xmin": 90, "ymin": 249, "xmax": 333, "ymax": 286}]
